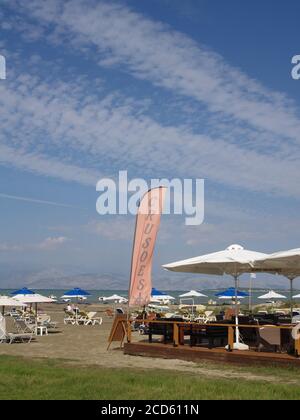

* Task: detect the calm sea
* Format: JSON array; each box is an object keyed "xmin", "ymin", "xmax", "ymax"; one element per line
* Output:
[{"xmin": 1, "ymin": 288, "xmax": 299, "ymax": 305}]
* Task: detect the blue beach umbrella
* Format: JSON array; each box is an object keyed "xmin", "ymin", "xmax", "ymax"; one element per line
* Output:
[
  {"xmin": 61, "ymin": 287, "xmax": 91, "ymax": 299},
  {"xmin": 11, "ymin": 287, "xmax": 35, "ymax": 296},
  {"xmin": 151, "ymin": 288, "xmax": 167, "ymax": 296},
  {"xmin": 216, "ymin": 287, "xmax": 249, "ymax": 300}
]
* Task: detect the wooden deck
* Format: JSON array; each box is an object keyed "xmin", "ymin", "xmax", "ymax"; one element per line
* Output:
[{"xmin": 124, "ymin": 341, "xmax": 300, "ymax": 368}]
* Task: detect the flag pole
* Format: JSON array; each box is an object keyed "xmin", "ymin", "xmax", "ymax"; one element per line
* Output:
[{"xmin": 126, "ymin": 201, "xmax": 139, "ymax": 341}]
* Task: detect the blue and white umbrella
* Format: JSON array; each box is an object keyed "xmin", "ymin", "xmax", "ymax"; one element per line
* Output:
[
  {"xmin": 61, "ymin": 288, "xmax": 91, "ymax": 300},
  {"xmin": 151, "ymin": 288, "xmax": 175, "ymax": 302},
  {"xmin": 216, "ymin": 287, "xmax": 249, "ymax": 300},
  {"xmin": 11, "ymin": 287, "xmax": 35, "ymax": 296}
]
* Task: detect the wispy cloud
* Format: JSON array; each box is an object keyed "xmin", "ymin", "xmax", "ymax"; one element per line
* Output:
[
  {"xmin": 0, "ymin": 0, "xmax": 300, "ymax": 201},
  {"xmin": 1, "ymin": 68, "xmax": 300, "ymax": 198},
  {"xmin": 0, "ymin": 236, "xmax": 69, "ymax": 253},
  {"xmin": 86, "ymin": 218, "xmax": 135, "ymax": 241},
  {"xmin": 8, "ymin": 0, "xmax": 300, "ymax": 146},
  {"xmin": 37, "ymin": 236, "xmax": 69, "ymax": 250},
  {"xmin": 0, "ymin": 193, "xmax": 85, "ymax": 209}
]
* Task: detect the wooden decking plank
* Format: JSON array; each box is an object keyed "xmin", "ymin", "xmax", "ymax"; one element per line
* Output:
[{"xmin": 124, "ymin": 342, "xmax": 300, "ymax": 368}]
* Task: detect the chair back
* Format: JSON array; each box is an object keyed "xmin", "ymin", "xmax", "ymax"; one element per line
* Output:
[
  {"xmin": 5, "ymin": 316, "xmax": 18, "ymax": 333},
  {"xmin": 259, "ymin": 325, "xmax": 281, "ymax": 345},
  {"xmin": 38, "ymin": 314, "xmax": 50, "ymax": 323},
  {"xmin": 15, "ymin": 319, "xmax": 33, "ymax": 333},
  {"xmin": 87, "ymin": 312, "xmax": 97, "ymax": 319},
  {"xmin": 0, "ymin": 314, "xmax": 6, "ymax": 340}
]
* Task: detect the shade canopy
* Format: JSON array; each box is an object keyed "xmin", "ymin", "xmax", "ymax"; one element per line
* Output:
[
  {"xmin": 293, "ymin": 294, "xmax": 300, "ymax": 299},
  {"xmin": 151, "ymin": 288, "xmax": 175, "ymax": 301},
  {"xmin": 179, "ymin": 290, "xmax": 207, "ymax": 298},
  {"xmin": 216, "ymin": 288, "xmax": 249, "ymax": 300},
  {"xmin": 163, "ymin": 244, "xmax": 267, "ymax": 351},
  {"xmin": 253, "ymin": 248, "xmax": 300, "ymax": 278},
  {"xmin": 11, "ymin": 287, "xmax": 35, "ymax": 296},
  {"xmin": 151, "ymin": 288, "xmax": 166, "ymax": 296},
  {"xmin": 61, "ymin": 288, "xmax": 91, "ymax": 298},
  {"xmin": 14, "ymin": 294, "xmax": 56, "ymax": 304},
  {"xmin": 253, "ymin": 248, "xmax": 300, "ymax": 314},
  {"xmin": 0, "ymin": 296, "xmax": 26, "ymax": 307},
  {"xmin": 163, "ymin": 244, "xmax": 268, "ymax": 276},
  {"xmin": 103, "ymin": 294, "xmax": 127, "ymax": 303},
  {"xmin": 258, "ymin": 290, "xmax": 287, "ymax": 300}
]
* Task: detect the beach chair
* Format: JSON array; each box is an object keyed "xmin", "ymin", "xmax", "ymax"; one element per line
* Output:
[
  {"xmin": 84, "ymin": 312, "xmax": 103, "ymax": 326},
  {"xmin": 257, "ymin": 325, "xmax": 281, "ymax": 352},
  {"xmin": 4, "ymin": 317, "xmax": 34, "ymax": 344},
  {"xmin": 0, "ymin": 315, "xmax": 6, "ymax": 343},
  {"xmin": 64, "ymin": 310, "xmax": 76, "ymax": 325},
  {"xmin": 15, "ymin": 319, "xmax": 36, "ymax": 334},
  {"xmin": 75, "ymin": 312, "xmax": 89, "ymax": 326},
  {"xmin": 38, "ymin": 314, "xmax": 58, "ymax": 330}
]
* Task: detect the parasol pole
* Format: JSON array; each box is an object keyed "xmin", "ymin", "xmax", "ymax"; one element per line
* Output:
[
  {"xmin": 234, "ymin": 274, "xmax": 240, "ymax": 345},
  {"xmin": 249, "ymin": 273, "xmax": 256, "ymax": 313},
  {"xmin": 289, "ymin": 276, "xmax": 295, "ymax": 317}
]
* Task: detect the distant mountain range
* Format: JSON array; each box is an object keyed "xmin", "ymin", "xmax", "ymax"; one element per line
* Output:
[{"xmin": 0, "ymin": 265, "xmax": 298, "ymax": 291}]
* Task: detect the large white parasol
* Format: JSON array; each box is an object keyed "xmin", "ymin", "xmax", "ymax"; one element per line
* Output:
[
  {"xmin": 253, "ymin": 248, "xmax": 300, "ymax": 314},
  {"xmin": 164, "ymin": 244, "xmax": 268, "ymax": 350},
  {"xmin": 14, "ymin": 294, "xmax": 55, "ymax": 327},
  {"xmin": 258, "ymin": 290, "xmax": 287, "ymax": 300},
  {"xmin": 0, "ymin": 296, "xmax": 26, "ymax": 315}
]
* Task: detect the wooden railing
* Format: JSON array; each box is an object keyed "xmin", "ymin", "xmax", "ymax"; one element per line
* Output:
[{"xmin": 126, "ymin": 319, "xmax": 300, "ymax": 357}]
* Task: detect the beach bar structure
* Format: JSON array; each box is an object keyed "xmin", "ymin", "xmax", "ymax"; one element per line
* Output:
[{"xmin": 122, "ymin": 318, "xmax": 300, "ymax": 368}]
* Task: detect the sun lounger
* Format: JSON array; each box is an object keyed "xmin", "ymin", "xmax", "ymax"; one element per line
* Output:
[
  {"xmin": 4, "ymin": 317, "xmax": 33, "ymax": 344},
  {"xmin": 83, "ymin": 312, "xmax": 103, "ymax": 326},
  {"xmin": 64, "ymin": 310, "xmax": 76, "ymax": 325},
  {"xmin": 75, "ymin": 312, "xmax": 89, "ymax": 326},
  {"xmin": 38, "ymin": 314, "xmax": 58, "ymax": 329},
  {"xmin": 15, "ymin": 319, "xmax": 36, "ymax": 334}
]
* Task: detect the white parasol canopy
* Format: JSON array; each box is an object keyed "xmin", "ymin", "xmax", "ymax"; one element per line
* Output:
[
  {"xmin": 0, "ymin": 296, "xmax": 26, "ymax": 307},
  {"xmin": 253, "ymin": 248, "xmax": 300, "ymax": 313},
  {"xmin": 179, "ymin": 290, "xmax": 207, "ymax": 298},
  {"xmin": 0, "ymin": 296, "xmax": 26, "ymax": 316},
  {"xmin": 258, "ymin": 290, "xmax": 287, "ymax": 300},
  {"xmin": 179, "ymin": 290, "xmax": 207, "ymax": 317},
  {"xmin": 164, "ymin": 244, "xmax": 269, "ymax": 350},
  {"xmin": 14, "ymin": 294, "xmax": 56, "ymax": 328},
  {"xmin": 152, "ymin": 294, "xmax": 175, "ymax": 301},
  {"xmin": 103, "ymin": 294, "xmax": 128, "ymax": 303},
  {"xmin": 14, "ymin": 294, "xmax": 56, "ymax": 304},
  {"xmin": 164, "ymin": 244, "xmax": 268, "ymax": 275}
]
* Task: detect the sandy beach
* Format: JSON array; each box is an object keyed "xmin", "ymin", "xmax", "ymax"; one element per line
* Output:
[{"xmin": 0, "ymin": 303, "xmax": 197, "ymax": 373}]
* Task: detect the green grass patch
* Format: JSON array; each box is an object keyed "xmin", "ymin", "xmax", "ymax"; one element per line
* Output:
[{"xmin": 0, "ymin": 355, "xmax": 299, "ymax": 400}]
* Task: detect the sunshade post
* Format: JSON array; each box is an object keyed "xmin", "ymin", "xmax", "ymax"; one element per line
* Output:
[
  {"xmin": 289, "ymin": 276, "xmax": 295, "ymax": 316},
  {"xmin": 35, "ymin": 302, "xmax": 38, "ymax": 334},
  {"xmin": 234, "ymin": 274, "xmax": 240, "ymax": 345},
  {"xmin": 249, "ymin": 273, "xmax": 256, "ymax": 313}
]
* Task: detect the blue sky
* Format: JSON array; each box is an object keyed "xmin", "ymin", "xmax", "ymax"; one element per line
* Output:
[{"xmin": 0, "ymin": 0, "xmax": 300, "ymax": 288}]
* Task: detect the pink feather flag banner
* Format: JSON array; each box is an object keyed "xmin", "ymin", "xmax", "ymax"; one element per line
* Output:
[{"xmin": 128, "ymin": 187, "xmax": 166, "ymax": 307}]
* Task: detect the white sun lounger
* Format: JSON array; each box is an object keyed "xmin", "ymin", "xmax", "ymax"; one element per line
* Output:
[
  {"xmin": 4, "ymin": 317, "xmax": 33, "ymax": 344},
  {"xmin": 84, "ymin": 312, "xmax": 103, "ymax": 326}
]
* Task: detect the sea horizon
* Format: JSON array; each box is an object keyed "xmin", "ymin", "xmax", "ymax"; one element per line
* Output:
[{"xmin": 2, "ymin": 287, "xmax": 299, "ymax": 305}]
